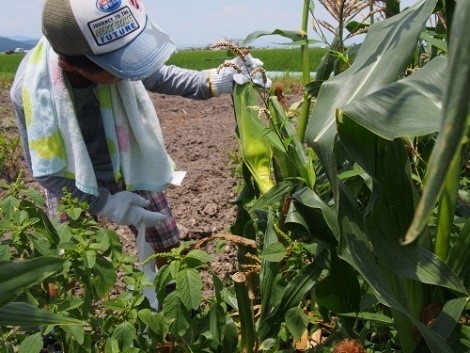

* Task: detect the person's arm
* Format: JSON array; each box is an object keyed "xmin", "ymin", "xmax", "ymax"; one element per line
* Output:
[
  {"xmin": 35, "ymin": 175, "xmax": 109, "ymax": 214},
  {"xmin": 143, "ymin": 65, "xmax": 233, "ymax": 99}
]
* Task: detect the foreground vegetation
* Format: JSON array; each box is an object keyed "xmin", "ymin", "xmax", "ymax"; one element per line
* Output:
[{"xmin": 2, "ymin": 0, "xmax": 470, "ymax": 352}]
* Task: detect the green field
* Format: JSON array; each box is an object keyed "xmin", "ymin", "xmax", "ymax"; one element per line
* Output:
[
  {"xmin": 165, "ymin": 47, "xmax": 328, "ymax": 71},
  {"xmin": 0, "ymin": 53, "xmax": 25, "ymax": 85},
  {"xmin": 0, "ymin": 47, "xmax": 327, "ymax": 86}
]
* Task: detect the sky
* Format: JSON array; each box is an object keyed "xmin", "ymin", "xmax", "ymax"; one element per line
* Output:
[{"xmin": 0, "ymin": 0, "xmax": 419, "ymax": 48}]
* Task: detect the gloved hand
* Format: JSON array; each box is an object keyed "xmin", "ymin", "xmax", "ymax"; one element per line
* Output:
[
  {"xmin": 210, "ymin": 51, "xmax": 272, "ymax": 96},
  {"xmin": 230, "ymin": 52, "xmax": 272, "ymax": 89},
  {"xmin": 97, "ymin": 191, "xmax": 167, "ymax": 227}
]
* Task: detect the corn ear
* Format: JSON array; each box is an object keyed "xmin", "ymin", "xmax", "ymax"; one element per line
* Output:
[{"xmin": 232, "ymin": 84, "xmax": 275, "ymax": 194}]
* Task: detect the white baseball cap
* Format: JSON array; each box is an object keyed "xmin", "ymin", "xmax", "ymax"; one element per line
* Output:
[{"xmin": 42, "ymin": 0, "xmax": 176, "ymax": 80}]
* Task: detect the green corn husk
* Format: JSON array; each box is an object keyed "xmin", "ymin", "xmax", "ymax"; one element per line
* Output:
[{"xmin": 232, "ymin": 84, "xmax": 275, "ymax": 194}]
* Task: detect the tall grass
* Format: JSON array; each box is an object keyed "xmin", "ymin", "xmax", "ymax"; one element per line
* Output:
[
  {"xmin": 165, "ymin": 47, "xmax": 328, "ymax": 71},
  {"xmin": 0, "ymin": 54, "xmax": 24, "ymax": 87}
]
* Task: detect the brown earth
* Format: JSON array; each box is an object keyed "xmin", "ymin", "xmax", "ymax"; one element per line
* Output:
[{"xmin": 0, "ymin": 86, "xmax": 301, "ymax": 294}]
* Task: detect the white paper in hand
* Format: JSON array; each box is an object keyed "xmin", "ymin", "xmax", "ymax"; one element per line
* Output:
[{"xmin": 136, "ymin": 223, "xmax": 158, "ymax": 310}]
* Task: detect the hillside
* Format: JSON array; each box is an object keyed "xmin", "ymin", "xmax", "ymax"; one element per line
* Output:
[{"xmin": 0, "ymin": 36, "xmax": 37, "ymax": 53}]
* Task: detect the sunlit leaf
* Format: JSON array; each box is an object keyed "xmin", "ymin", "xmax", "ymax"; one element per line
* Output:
[
  {"xmin": 176, "ymin": 268, "xmax": 202, "ymax": 311},
  {"xmin": 339, "ymin": 56, "xmax": 447, "ymax": 140},
  {"xmin": 261, "ymin": 242, "xmax": 286, "ymax": 262}
]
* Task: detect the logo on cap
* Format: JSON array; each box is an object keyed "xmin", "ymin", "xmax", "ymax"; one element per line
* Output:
[
  {"xmin": 129, "ymin": 0, "xmax": 141, "ymax": 10},
  {"xmin": 97, "ymin": 0, "xmax": 122, "ymax": 12}
]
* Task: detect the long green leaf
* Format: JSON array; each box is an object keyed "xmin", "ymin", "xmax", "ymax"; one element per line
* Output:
[
  {"xmin": 241, "ymin": 29, "xmax": 306, "ymax": 47},
  {"xmin": 258, "ymin": 250, "xmax": 328, "ymax": 340},
  {"xmin": 340, "ymin": 56, "xmax": 447, "ymax": 140},
  {"xmin": 305, "ymin": 0, "xmax": 437, "ymax": 192},
  {"xmin": 0, "ymin": 302, "xmax": 83, "ymax": 326},
  {"xmin": 287, "ymin": 186, "xmax": 339, "ymax": 244},
  {"xmin": 0, "ymin": 257, "xmax": 64, "ymax": 307},
  {"xmin": 337, "ymin": 184, "xmax": 457, "ymax": 353},
  {"xmin": 403, "ymin": 0, "xmax": 470, "ymax": 244}
]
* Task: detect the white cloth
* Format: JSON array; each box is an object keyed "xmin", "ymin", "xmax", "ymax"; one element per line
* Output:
[{"xmin": 22, "ymin": 37, "xmax": 174, "ymax": 196}]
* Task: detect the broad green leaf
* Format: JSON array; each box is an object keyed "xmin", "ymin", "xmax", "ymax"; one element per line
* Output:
[
  {"xmin": 338, "ymin": 120, "xmax": 467, "ymax": 294},
  {"xmin": 0, "ymin": 244, "xmax": 11, "ymax": 260},
  {"xmin": 0, "ymin": 257, "xmax": 64, "ymax": 306},
  {"xmin": 0, "ymin": 302, "xmax": 83, "ymax": 326},
  {"xmin": 84, "ymin": 250, "xmax": 97, "ymax": 268},
  {"xmin": 184, "ymin": 249, "xmax": 212, "ymax": 268},
  {"xmin": 305, "ymin": 0, "xmax": 437, "ymax": 194},
  {"xmin": 163, "ymin": 292, "xmax": 191, "ymax": 336},
  {"xmin": 404, "ymin": 0, "xmax": 470, "ymax": 244},
  {"xmin": 139, "ymin": 309, "xmax": 167, "ymax": 340},
  {"xmin": 18, "ymin": 333, "xmax": 43, "ymax": 353},
  {"xmin": 339, "ymin": 56, "xmax": 447, "ymax": 140},
  {"xmin": 92, "ymin": 256, "xmax": 117, "ymax": 298},
  {"xmin": 66, "ymin": 324, "xmax": 85, "ymax": 345},
  {"xmin": 261, "ymin": 242, "xmax": 286, "ymax": 262},
  {"xmin": 285, "ymin": 306, "xmax": 308, "ymax": 341},
  {"xmin": 176, "ymin": 268, "xmax": 202, "ymax": 311},
  {"xmin": 19, "ymin": 199, "xmax": 60, "ymax": 245},
  {"xmin": 105, "ymin": 337, "xmax": 120, "ymax": 353},
  {"xmin": 112, "ymin": 321, "xmax": 136, "ymax": 349}
]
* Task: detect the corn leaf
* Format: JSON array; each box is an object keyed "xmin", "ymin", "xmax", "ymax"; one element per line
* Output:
[
  {"xmin": 0, "ymin": 302, "xmax": 83, "ymax": 326},
  {"xmin": 258, "ymin": 249, "xmax": 328, "ymax": 340},
  {"xmin": 0, "ymin": 257, "xmax": 64, "ymax": 307},
  {"xmin": 339, "ymin": 56, "xmax": 447, "ymax": 140},
  {"xmin": 304, "ymin": 0, "xmax": 437, "ymax": 192},
  {"xmin": 404, "ymin": 0, "xmax": 470, "ymax": 244},
  {"xmin": 337, "ymin": 184, "xmax": 457, "ymax": 353},
  {"xmin": 287, "ymin": 186, "xmax": 338, "ymax": 244},
  {"xmin": 241, "ymin": 29, "xmax": 307, "ymax": 47}
]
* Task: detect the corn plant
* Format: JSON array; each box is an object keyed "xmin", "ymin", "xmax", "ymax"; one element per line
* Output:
[{"xmin": 225, "ymin": 0, "xmax": 470, "ymax": 352}]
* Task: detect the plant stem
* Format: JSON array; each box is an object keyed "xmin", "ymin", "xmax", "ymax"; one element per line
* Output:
[
  {"xmin": 233, "ymin": 272, "xmax": 256, "ymax": 353},
  {"xmin": 297, "ymin": 0, "xmax": 312, "ymax": 142},
  {"xmin": 434, "ymin": 149, "xmax": 461, "ymax": 260}
]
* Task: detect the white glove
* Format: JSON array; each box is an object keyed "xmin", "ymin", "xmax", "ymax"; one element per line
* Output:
[
  {"xmin": 97, "ymin": 191, "xmax": 167, "ymax": 227},
  {"xmin": 231, "ymin": 53, "xmax": 272, "ymax": 88},
  {"xmin": 210, "ymin": 52, "xmax": 272, "ymax": 96}
]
